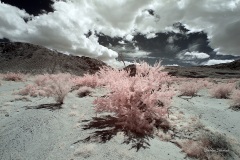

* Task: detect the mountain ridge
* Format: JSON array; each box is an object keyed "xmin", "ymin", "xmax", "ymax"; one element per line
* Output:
[
  {"xmin": 0, "ymin": 42, "xmax": 240, "ymax": 78},
  {"xmin": 0, "ymin": 42, "xmax": 107, "ymax": 76}
]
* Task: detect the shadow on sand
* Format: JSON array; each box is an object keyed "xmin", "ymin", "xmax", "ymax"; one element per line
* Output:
[
  {"xmin": 74, "ymin": 115, "xmax": 154, "ymax": 151},
  {"xmin": 25, "ymin": 103, "xmax": 63, "ymax": 111}
]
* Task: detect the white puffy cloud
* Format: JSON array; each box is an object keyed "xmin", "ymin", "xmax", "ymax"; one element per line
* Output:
[
  {"xmin": 125, "ymin": 34, "xmax": 134, "ymax": 41},
  {"xmin": 0, "ymin": 0, "xmax": 240, "ymax": 67},
  {"xmin": 125, "ymin": 51, "xmax": 151, "ymax": 58},
  {"xmin": 177, "ymin": 51, "xmax": 210, "ymax": 60},
  {"xmin": 184, "ymin": 52, "xmax": 210, "ymax": 59},
  {"xmin": 0, "ymin": 2, "xmax": 30, "ymax": 40},
  {"xmin": 202, "ymin": 59, "xmax": 234, "ymax": 66},
  {"xmin": 145, "ymin": 33, "xmax": 157, "ymax": 39}
]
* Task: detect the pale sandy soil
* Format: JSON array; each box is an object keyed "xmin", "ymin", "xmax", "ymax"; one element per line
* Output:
[{"xmin": 0, "ymin": 77, "xmax": 240, "ymax": 160}]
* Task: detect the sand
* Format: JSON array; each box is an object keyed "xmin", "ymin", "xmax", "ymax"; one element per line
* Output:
[{"xmin": 0, "ymin": 78, "xmax": 240, "ymax": 160}]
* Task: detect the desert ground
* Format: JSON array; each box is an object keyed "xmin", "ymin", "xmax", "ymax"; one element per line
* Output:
[{"xmin": 0, "ymin": 72, "xmax": 240, "ymax": 160}]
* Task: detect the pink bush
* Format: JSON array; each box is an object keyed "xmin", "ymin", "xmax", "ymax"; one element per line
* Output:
[
  {"xmin": 230, "ymin": 90, "xmax": 240, "ymax": 106},
  {"xmin": 73, "ymin": 74, "xmax": 99, "ymax": 88},
  {"xmin": 18, "ymin": 84, "xmax": 39, "ymax": 97},
  {"xmin": 179, "ymin": 82, "xmax": 202, "ymax": 96},
  {"xmin": 3, "ymin": 72, "xmax": 24, "ymax": 81},
  {"xmin": 34, "ymin": 74, "xmax": 51, "ymax": 86},
  {"xmin": 18, "ymin": 73, "xmax": 73, "ymax": 104},
  {"xmin": 93, "ymin": 61, "xmax": 174, "ymax": 134},
  {"xmin": 72, "ymin": 67, "xmax": 129, "ymax": 88},
  {"xmin": 209, "ymin": 83, "xmax": 235, "ymax": 99},
  {"xmin": 197, "ymin": 79, "xmax": 212, "ymax": 88}
]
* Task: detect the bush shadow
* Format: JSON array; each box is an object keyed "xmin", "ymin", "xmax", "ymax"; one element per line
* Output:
[
  {"xmin": 25, "ymin": 103, "xmax": 63, "ymax": 111},
  {"xmin": 74, "ymin": 115, "xmax": 154, "ymax": 151}
]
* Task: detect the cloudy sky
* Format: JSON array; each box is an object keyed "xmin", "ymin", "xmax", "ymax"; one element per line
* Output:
[{"xmin": 0, "ymin": 0, "xmax": 240, "ymax": 67}]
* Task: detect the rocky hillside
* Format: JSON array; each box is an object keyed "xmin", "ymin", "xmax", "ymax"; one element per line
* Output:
[{"xmin": 0, "ymin": 42, "xmax": 108, "ymax": 76}]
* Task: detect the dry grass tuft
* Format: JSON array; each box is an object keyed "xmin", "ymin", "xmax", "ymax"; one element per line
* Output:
[
  {"xmin": 209, "ymin": 83, "xmax": 234, "ymax": 99},
  {"xmin": 3, "ymin": 72, "xmax": 25, "ymax": 81}
]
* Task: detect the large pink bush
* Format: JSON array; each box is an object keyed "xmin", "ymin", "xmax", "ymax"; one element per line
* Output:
[{"xmin": 93, "ymin": 61, "xmax": 174, "ymax": 134}]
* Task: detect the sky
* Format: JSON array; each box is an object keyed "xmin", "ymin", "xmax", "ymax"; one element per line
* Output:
[{"xmin": 0, "ymin": 0, "xmax": 240, "ymax": 68}]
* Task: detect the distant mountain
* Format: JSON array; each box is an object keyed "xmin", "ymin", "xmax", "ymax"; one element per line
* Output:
[
  {"xmin": 1, "ymin": 42, "xmax": 240, "ymax": 78},
  {"xmin": 211, "ymin": 59, "xmax": 240, "ymax": 70},
  {"xmin": 164, "ymin": 59, "xmax": 240, "ymax": 78},
  {"xmin": 0, "ymin": 42, "xmax": 107, "ymax": 75}
]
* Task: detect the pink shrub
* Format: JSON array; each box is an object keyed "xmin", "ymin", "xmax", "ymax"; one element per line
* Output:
[
  {"xmin": 3, "ymin": 72, "xmax": 24, "ymax": 81},
  {"xmin": 179, "ymin": 82, "xmax": 202, "ymax": 96},
  {"xmin": 96, "ymin": 67, "xmax": 130, "ymax": 86},
  {"xmin": 197, "ymin": 79, "xmax": 212, "ymax": 88},
  {"xmin": 209, "ymin": 83, "xmax": 235, "ymax": 99},
  {"xmin": 72, "ymin": 67, "xmax": 130, "ymax": 89},
  {"xmin": 34, "ymin": 74, "xmax": 51, "ymax": 86},
  {"xmin": 230, "ymin": 90, "xmax": 240, "ymax": 107},
  {"xmin": 93, "ymin": 61, "xmax": 174, "ymax": 134},
  {"xmin": 73, "ymin": 74, "xmax": 99, "ymax": 88},
  {"xmin": 18, "ymin": 73, "xmax": 73, "ymax": 104},
  {"xmin": 177, "ymin": 140, "xmax": 204, "ymax": 158},
  {"xmin": 18, "ymin": 84, "xmax": 39, "ymax": 97}
]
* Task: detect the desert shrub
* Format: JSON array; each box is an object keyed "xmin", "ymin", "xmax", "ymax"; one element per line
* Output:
[
  {"xmin": 200, "ymin": 132, "xmax": 232, "ymax": 159},
  {"xmin": 177, "ymin": 132, "xmax": 232, "ymax": 159},
  {"xmin": 17, "ymin": 73, "xmax": 73, "ymax": 104},
  {"xmin": 209, "ymin": 83, "xmax": 235, "ymax": 99},
  {"xmin": 235, "ymin": 80, "xmax": 240, "ymax": 90},
  {"xmin": 93, "ymin": 61, "xmax": 174, "ymax": 135},
  {"xmin": 77, "ymin": 86, "xmax": 92, "ymax": 97},
  {"xmin": 229, "ymin": 90, "xmax": 240, "ymax": 111},
  {"xmin": 73, "ymin": 74, "xmax": 99, "ymax": 88},
  {"xmin": 3, "ymin": 72, "xmax": 24, "ymax": 81},
  {"xmin": 179, "ymin": 82, "xmax": 202, "ymax": 96},
  {"xmin": 18, "ymin": 84, "xmax": 40, "ymax": 97},
  {"xmin": 177, "ymin": 139, "xmax": 205, "ymax": 158},
  {"xmin": 197, "ymin": 79, "xmax": 212, "ymax": 88}
]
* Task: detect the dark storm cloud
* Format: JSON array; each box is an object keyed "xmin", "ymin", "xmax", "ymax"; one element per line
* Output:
[{"xmin": 1, "ymin": 0, "xmax": 54, "ymax": 16}]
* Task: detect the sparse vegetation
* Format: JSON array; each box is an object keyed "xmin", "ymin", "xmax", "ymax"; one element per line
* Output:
[
  {"xmin": 230, "ymin": 90, "xmax": 240, "ymax": 111},
  {"xmin": 179, "ymin": 81, "xmax": 202, "ymax": 96},
  {"xmin": 17, "ymin": 73, "xmax": 73, "ymax": 104},
  {"xmin": 200, "ymin": 132, "xmax": 232, "ymax": 159},
  {"xmin": 73, "ymin": 74, "xmax": 99, "ymax": 88},
  {"xmin": 3, "ymin": 72, "xmax": 25, "ymax": 81},
  {"xmin": 209, "ymin": 83, "xmax": 234, "ymax": 99},
  {"xmin": 177, "ymin": 131, "xmax": 233, "ymax": 159}
]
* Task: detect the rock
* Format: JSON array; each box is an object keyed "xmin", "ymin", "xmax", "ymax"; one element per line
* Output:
[{"xmin": 123, "ymin": 64, "xmax": 136, "ymax": 77}]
